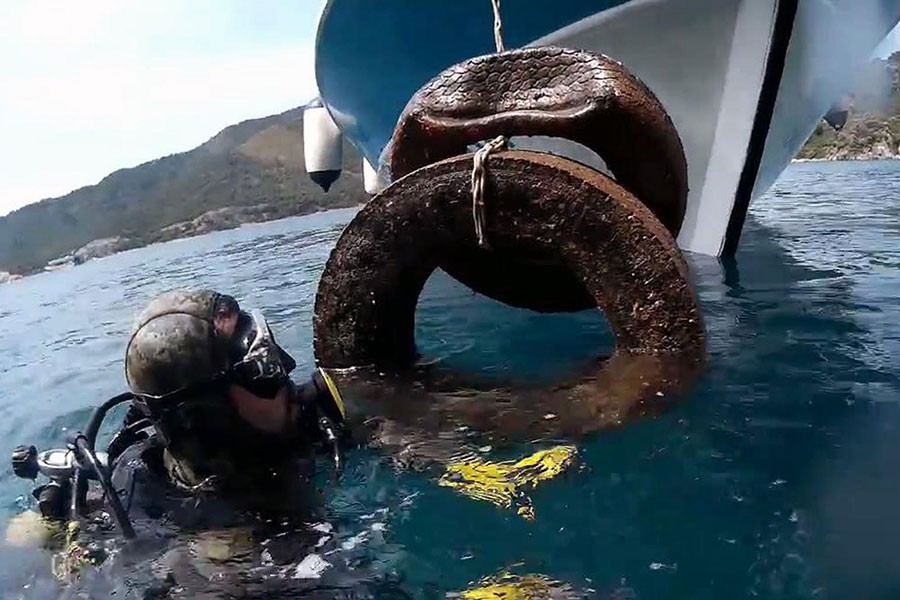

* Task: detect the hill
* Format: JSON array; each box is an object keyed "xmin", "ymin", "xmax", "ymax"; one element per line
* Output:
[
  {"xmin": 799, "ymin": 52, "xmax": 900, "ymax": 160},
  {"xmin": 0, "ymin": 108, "xmax": 368, "ymax": 275}
]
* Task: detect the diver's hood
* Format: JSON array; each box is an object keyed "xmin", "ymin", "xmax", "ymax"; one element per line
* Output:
[{"xmin": 125, "ymin": 289, "xmax": 232, "ymax": 399}]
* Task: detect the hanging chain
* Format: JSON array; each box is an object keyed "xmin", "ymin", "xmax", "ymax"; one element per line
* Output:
[{"xmin": 470, "ymin": 0, "xmax": 508, "ymax": 249}]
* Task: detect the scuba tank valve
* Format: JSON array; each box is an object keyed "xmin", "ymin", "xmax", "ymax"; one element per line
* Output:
[{"xmin": 9, "ymin": 392, "xmax": 137, "ymax": 540}]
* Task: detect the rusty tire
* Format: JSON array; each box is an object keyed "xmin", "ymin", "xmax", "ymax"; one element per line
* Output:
[
  {"xmin": 314, "ymin": 151, "xmax": 703, "ymax": 373},
  {"xmin": 385, "ymin": 47, "xmax": 688, "ymax": 312}
]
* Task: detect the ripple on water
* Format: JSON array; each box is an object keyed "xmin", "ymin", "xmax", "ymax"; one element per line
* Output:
[{"xmin": 0, "ymin": 170, "xmax": 899, "ymax": 597}]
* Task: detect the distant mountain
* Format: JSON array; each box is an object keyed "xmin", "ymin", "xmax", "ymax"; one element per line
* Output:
[
  {"xmin": 0, "ymin": 108, "xmax": 368, "ymax": 275},
  {"xmin": 799, "ymin": 52, "xmax": 900, "ymax": 161}
]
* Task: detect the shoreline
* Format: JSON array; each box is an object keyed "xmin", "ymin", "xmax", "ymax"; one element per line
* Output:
[
  {"xmin": 792, "ymin": 156, "xmax": 900, "ymax": 163},
  {"xmin": 1, "ymin": 204, "xmax": 362, "ymax": 283},
  {"xmin": 5, "ymin": 152, "xmax": 897, "ymax": 281}
]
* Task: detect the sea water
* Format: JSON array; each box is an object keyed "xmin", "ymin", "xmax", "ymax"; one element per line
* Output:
[{"xmin": 0, "ymin": 160, "xmax": 898, "ymax": 598}]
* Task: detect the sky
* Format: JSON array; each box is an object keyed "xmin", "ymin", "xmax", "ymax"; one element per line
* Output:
[
  {"xmin": 875, "ymin": 21, "xmax": 900, "ymax": 58},
  {"xmin": 1, "ymin": 3, "xmax": 900, "ymax": 217},
  {"xmin": 0, "ymin": 0, "xmax": 320, "ymax": 216}
]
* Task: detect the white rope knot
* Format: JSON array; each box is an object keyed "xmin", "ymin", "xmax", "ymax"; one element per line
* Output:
[
  {"xmin": 471, "ymin": 135, "xmax": 508, "ymax": 248},
  {"xmin": 466, "ymin": 0, "xmax": 508, "ymax": 248}
]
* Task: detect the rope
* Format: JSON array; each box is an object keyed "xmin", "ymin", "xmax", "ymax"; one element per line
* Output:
[
  {"xmin": 491, "ymin": 0, "xmax": 505, "ymax": 53},
  {"xmin": 469, "ymin": 0, "xmax": 508, "ymax": 248},
  {"xmin": 471, "ymin": 136, "xmax": 508, "ymax": 248}
]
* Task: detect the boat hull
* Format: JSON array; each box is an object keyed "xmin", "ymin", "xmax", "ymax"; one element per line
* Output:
[{"xmin": 314, "ymin": 0, "xmax": 900, "ymax": 256}]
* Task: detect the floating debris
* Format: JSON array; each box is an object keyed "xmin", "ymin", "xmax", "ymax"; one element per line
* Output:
[{"xmin": 292, "ymin": 554, "xmax": 331, "ymax": 579}]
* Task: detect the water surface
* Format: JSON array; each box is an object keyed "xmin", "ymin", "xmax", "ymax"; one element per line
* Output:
[{"xmin": 0, "ymin": 161, "xmax": 899, "ymax": 598}]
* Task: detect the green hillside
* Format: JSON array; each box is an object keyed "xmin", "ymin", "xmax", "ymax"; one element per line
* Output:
[
  {"xmin": 799, "ymin": 52, "xmax": 900, "ymax": 160},
  {"xmin": 0, "ymin": 108, "xmax": 367, "ymax": 275}
]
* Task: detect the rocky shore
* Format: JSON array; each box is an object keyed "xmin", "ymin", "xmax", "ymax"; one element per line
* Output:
[
  {"xmin": 0, "ymin": 202, "xmax": 355, "ymax": 282},
  {"xmin": 0, "ymin": 271, "xmax": 23, "ymax": 284},
  {"xmin": 74, "ymin": 237, "xmax": 131, "ymax": 263},
  {"xmin": 797, "ymin": 120, "xmax": 900, "ymax": 162},
  {"xmin": 154, "ymin": 204, "xmax": 288, "ymax": 243}
]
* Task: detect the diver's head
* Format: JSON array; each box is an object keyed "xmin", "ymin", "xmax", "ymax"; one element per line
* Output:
[{"xmin": 124, "ymin": 289, "xmax": 301, "ymax": 480}]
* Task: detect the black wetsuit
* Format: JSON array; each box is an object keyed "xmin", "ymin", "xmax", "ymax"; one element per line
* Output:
[{"xmin": 54, "ymin": 385, "xmax": 406, "ymax": 599}]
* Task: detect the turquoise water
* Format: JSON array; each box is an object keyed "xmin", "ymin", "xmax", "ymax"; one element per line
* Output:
[{"xmin": 0, "ymin": 160, "xmax": 899, "ymax": 598}]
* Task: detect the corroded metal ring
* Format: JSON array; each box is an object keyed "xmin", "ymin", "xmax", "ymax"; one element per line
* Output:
[
  {"xmin": 385, "ymin": 46, "xmax": 688, "ymax": 312},
  {"xmin": 314, "ymin": 151, "xmax": 704, "ymax": 437},
  {"xmin": 315, "ymin": 151, "xmax": 703, "ymax": 368}
]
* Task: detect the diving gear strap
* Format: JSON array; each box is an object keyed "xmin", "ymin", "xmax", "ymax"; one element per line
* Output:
[
  {"xmin": 313, "ymin": 368, "xmax": 345, "ymax": 476},
  {"xmin": 316, "ymin": 367, "xmax": 345, "ymax": 421},
  {"xmin": 293, "ymin": 369, "xmax": 346, "ymax": 475}
]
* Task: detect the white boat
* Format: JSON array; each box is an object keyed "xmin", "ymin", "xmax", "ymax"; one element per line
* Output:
[{"xmin": 307, "ymin": 0, "xmax": 900, "ymax": 257}]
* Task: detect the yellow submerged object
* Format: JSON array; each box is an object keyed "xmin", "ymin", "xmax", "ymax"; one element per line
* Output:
[
  {"xmin": 4, "ymin": 510, "xmax": 60, "ymax": 548},
  {"xmin": 51, "ymin": 520, "xmax": 98, "ymax": 581},
  {"xmin": 455, "ymin": 572, "xmax": 580, "ymax": 600},
  {"xmin": 439, "ymin": 445, "xmax": 577, "ymax": 520},
  {"xmin": 6, "ymin": 512, "xmax": 102, "ymax": 581}
]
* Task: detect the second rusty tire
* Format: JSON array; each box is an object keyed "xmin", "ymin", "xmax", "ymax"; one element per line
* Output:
[
  {"xmin": 385, "ymin": 47, "xmax": 689, "ymax": 312},
  {"xmin": 314, "ymin": 151, "xmax": 704, "ymax": 370}
]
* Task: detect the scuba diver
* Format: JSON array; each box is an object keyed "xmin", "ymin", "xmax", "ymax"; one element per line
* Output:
[
  {"xmin": 6, "ymin": 290, "xmax": 358, "ymax": 597},
  {"xmin": 5, "ymin": 289, "xmax": 578, "ymax": 598}
]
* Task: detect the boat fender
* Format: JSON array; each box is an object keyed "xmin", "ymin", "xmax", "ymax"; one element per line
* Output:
[{"xmin": 303, "ymin": 99, "xmax": 343, "ymax": 192}]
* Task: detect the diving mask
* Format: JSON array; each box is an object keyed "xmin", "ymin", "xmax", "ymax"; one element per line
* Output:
[{"xmin": 228, "ymin": 309, "xmax": 297, "ymax": 398}]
